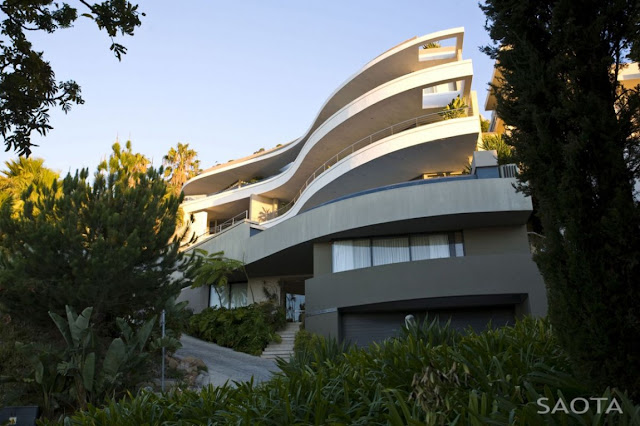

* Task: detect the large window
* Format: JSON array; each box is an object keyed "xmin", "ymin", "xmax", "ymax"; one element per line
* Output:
[
  {"xmin": 209, "ymin": 282, "xmax": 248, "ymax": 309},
  {"xmin": 372, "ymin": 237, "xmax": 410, "ymax": 266},
  {"xmin": 333, "ymin": 239, "xmax": 372, "ymax": 272},
  {"xmin": 332, "ymin": 231, "xmax": 464, "ymax": 273}
]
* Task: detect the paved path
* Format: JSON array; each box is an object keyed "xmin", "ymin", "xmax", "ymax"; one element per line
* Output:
[{"xmin": 175, "ymin": 334, "xmax": 279, "ymax": 387}]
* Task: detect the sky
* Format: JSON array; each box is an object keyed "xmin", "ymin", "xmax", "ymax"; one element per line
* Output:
[{"xmin": 0, "ymin": 1, "xmax": 495, "ymax": 176}]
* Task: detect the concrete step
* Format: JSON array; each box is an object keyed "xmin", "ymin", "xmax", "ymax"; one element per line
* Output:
[
  {"xmin": 261, "ymin": 323, "xmax": 301, "ymax": 360},
  {"xmin": 262, "ymin": 355, "xmax": 292, "ymax": 360},
  {"xmin": 264, "ymin": 346, "xmax": 294, "ymax": 352},
  {"xmin": 262, "ymin": 351, "xmax": 293, "ymax": 356}
]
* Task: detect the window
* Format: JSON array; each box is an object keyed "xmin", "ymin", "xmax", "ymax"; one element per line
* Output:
[
  {"xmin": 410, "ymin": 234, "xmax": 450, "ymax": 260},
  {"xmin": 372, "ymin": 237, "xmax": 410, "ymax": 266},
  {"xmin": 209, "ymin": 283, "xmax": 248, "ymax": 309},
  {"xmin": 230, "ymin": 283, "xmax": 247, "ymax": 308},
  {"xmin": 333, "ymin": 239, "xmax": 371, "ymax": 272},
  {"xmin": 332, "ymin": 231, "xmax": 464, "ymax": 273}
]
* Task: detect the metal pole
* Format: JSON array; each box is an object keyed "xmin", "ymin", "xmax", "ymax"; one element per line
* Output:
[{"xmin": 161, "ymin": 309, "xmax": 166, "ymax": 392}]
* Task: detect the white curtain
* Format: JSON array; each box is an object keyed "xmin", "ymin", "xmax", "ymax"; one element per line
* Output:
[
  {"xmin": 353, "ymin": 239, "xmax": 372, "ymax": 269},
  {"xmin": 230, "ymin": 283, "xmax": 248, "ymax": 308},
  {"xmin": 372, "ymin": 237, "xmax": 410, "ymax": 266},
  {"xmin": 210, "ymin": 283, "xmax": 229, "ymax": 308},
  {"xmin": 333, "ymin": 240, "xmax": 371, "ymax": 272},
  {"xmin": 411, "ymin": 234, "xmax": 450, "ymax": 260}
]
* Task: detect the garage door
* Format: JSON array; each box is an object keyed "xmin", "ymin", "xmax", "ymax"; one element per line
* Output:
[{"xmin": 341, "ymin": 306, "xmax": 515, "ymax": 347}]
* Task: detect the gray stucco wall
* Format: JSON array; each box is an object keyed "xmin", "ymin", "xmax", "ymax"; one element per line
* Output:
[
  {"xmin": 464, "ymin": 225, "xmax": 531, "ymax": 256},
  {"xmin": 176, "ymin": 285, "xmax": 209, "ymax": 314},
  {"xmin": 305, "ymin": 253, "xmax": 547, "ymax": 338},
  {"xmin": 246, "ymin": 178, "xmax": 531, "ymax": 265},
  {"xmin": 305, "ymin": 310, "xmax": 340, "ymax": 340},
  {"xmin": 313, "ymin": 243, "xmax": 332, "ymax": 276},
  {"xmin": 186, "ymin": 221, "xmax": 252, "ymax": 261}
]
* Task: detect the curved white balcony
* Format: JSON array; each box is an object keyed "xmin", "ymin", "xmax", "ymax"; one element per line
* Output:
[
  {"xmin": 183, "ymin": 28, "xmax": 466, "ymax": 196},
  {"xmin": 261, "ymin": 114, "xmax": 480, "ymax": 227},
  {"xmin": 182, "ymin": 59, "xmax": 475, "ymax": 219}
]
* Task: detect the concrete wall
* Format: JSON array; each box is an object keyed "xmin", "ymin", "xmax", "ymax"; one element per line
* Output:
[
  {"xmin": 464, "ymin": 225, "xmax": 531, "ymax": 256},
  {"xmin": 247, "ymin": 278, "xmax": 281, "ymax": 304},
  {"xmin": 246, "ymin": 178, "xmax": 532, "ymax": 266},
  {"xmin": 305, "ymin": 253, "xmax": 547, "ymax": 338},
  {"xmin": 187, "ymin": 221, "xmax": 251, "ymax": 261},
  {"xmin": 249, "ymin": 194, "xmax": 278, "ymax": 222},
  {"xmin": 305, "ymin": 310, "xmax": 340, "ymax": 340},
  {"xmin": 176, "ymin": 285, "xmax": 209, "ymax": 314},
  {"xmin": 313, "ymin": 243, "xmax": 332, "ymax": 276}
]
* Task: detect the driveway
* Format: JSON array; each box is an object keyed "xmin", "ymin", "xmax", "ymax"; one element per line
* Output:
[{"xmin": 175, "ymin": 334, "xmax": 279, "ymax": 387}]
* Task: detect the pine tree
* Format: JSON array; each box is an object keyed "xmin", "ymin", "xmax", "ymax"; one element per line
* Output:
[
  {"xmin": 0, "ymin": 144, "xmax": 191, "ymax": 334},
  {"xmin": 481, "ymin": 0, "xmax": 640, "ymax": 397}
]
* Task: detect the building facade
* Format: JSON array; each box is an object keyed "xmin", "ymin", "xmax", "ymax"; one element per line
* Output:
[{"xmin": 177, "ymin": 28, "xmax": 547, "ymax": 346}]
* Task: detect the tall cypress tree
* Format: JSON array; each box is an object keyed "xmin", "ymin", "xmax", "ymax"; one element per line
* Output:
[{"xmin": 481, "ymin": 0, "xmax": 640, "ymax": 396}]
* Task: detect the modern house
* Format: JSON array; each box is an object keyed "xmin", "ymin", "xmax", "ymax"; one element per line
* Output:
[{"xmin": 177, "ymin": 28, "xmax": 547, "ymax": 346}]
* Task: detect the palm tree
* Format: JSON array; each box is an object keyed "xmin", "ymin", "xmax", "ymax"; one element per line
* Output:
[
  {"xmin": 98, "ymin": 140, "xmax": 150, "ymax": 188},
  {"xmin": 481, "ymin": 134, "xmax": 513, "ymax": 165},
  {"xmin": 163, "ymin": 142, "xmax": 201, "ymax": 195},
  {"xmin": 0, "ymin": 157, "xmax": 59, "ymax": 214}
]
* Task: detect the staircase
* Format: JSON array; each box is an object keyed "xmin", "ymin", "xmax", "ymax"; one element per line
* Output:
[{"xmin": 261, "ymin": 322, "xmax": 300, "ymax": 361}]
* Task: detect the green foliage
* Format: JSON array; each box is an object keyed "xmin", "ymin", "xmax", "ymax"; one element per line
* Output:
[
  {"xmin": 189, "ymin": 249, "xmax": 245, "ymax": 293},
  {"xmin": 422, "ymin": 42, "xmax": 442, "ymax": 49},
  {"xmin": 481, "ymin": 133, "xmax": 513, "ymax": 165},
  {"xmin": 0, "ymin": 142, "xmax": 191, "ymax": 332},
  {"xmin": 163, "ymin": 142, "xmax": 201, "ymax": 195},
  {"xmin": 481, "ymin": 0, "xmax": 640, "ymax": 397},
  {"xmin": 0, "ymin": 157, "xmax": 59, "ymax": 215},
  {"xmin": 0, "ymin": 317, "xmax": 41, "ymax": 407},
  {"xmin": 292, "ymin": 329, "xmax": 323, "ymax": 355},
  {"xmin": 0, "ymin": 1, "xmax": 144, "ymax": 156},
  {"xmin": 97, "ymin": 140, "xmax": 150, "ymax": 187},
  {"xmin": 440, "ymin": 95, "xmax": 468, "ymax": 119},
  {"xmin": 188, "ymin": 303, "xmax": 286, "ymax": 356},
  {"xmin": 479, "ymin": 115, "xmax": 490, "ymax": 132},
  {"xmin": 64, "ymin": 318, "xmax": 640, "ymax": 425},
  {"xmin": 12, "ymin": 306, "xmax": 159, "ymax": 417}
]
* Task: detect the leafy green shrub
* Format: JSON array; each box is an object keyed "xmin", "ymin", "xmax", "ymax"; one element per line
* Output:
[
  {"xmin": 188, "ymin": 303, "xmax": 285, "ymax": 355},
  {"xmin": 440, "ymin": 95, "xmax": 468, "ymax": 120},
  {"xmin": 0, "ymin": 317, "xmax": 41, "ymax": 407},
  {"xmin": 64, "ymin": 318, "xmax": 640, "ymax": 425},
  {"xmin": 10, "ymin": 306, "xmax": 160, "ymax": 417}
]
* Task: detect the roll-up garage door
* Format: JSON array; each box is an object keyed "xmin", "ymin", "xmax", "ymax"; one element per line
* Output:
[{"xmin": 341, "ymin": 306, "xmax": 515, "ymax": 347}]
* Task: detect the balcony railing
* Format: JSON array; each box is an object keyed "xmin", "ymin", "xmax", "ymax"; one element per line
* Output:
[
  {"xmin": 192, "ymin": 210, "xmax": 249, "ymax": 243},
  {"xmin": 191, "ymin": 107, "xmax": 472, "ymax": 242},
  {"xmin": 499, "ymin": 163, "xmax": 518, "ymax": 178},
  {"xmin": 261, "ymin": 107, "xmax": 470, "ymax": 222}
]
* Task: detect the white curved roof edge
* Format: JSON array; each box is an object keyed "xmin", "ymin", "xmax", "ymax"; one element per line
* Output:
[
  {"xmin": 182, "ymin": 60, "xmax": 474, "ymax": 213},
  {"xmin": 183, "ymin": 27, "xmax": 466, "ymax": 192},
  {"xmin": 261, "ymin": 115, "xmax": 480, "ymax": 228}
]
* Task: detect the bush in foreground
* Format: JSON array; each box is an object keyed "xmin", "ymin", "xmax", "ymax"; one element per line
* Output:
[
  {"xmin": 187, "ymin": 303, "xmax": 286, "ymax": 355},
  {"xmin": 62, "ymin": 318, "xmax": 640, "ymax": 425}
]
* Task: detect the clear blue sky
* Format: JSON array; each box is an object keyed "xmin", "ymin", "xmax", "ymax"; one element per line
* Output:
[{"xmin": 0, "ymin": 1, "xmax": 495, "ymax": 176}]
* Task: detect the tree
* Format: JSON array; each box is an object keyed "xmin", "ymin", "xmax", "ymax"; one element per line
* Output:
[
  {"xmin": 0, "ymin": 143, "xmax": 190, "ymax": 333},
  {"xmin": 189, "ymin": 249, "xmax": 245, "ymax": 306},
  {"xmin": 163, "ymin": 142, "xmax": 201, "ymax": 195},
  {"xmin": 0, "ymin": 157, "xmax": 59, "ymax": 214},
  {"xmin": 481, "ymin": 0, "xmax": 640, "ymax": 397},
  {"xmin": 0, "ymin": 1, "xmax": 144, "ymax": 157},
  {"xmin": 479, "ymin": 115, "xmax": 490, "ymax": 132},
  {"xmin": 480, "ymin": 134, "xmax": 512, "ymax": 165},
  {"xmin": 98, "ymin": 139, "xmax": 150, "ymax": 187}
]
